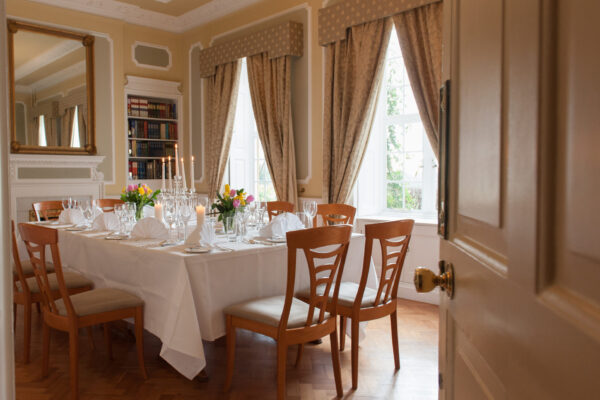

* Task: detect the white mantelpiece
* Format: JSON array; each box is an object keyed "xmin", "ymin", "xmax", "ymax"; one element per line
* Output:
[{"xmin": 9, "ymin": 154, "xmax": 105, "ymax": 223}]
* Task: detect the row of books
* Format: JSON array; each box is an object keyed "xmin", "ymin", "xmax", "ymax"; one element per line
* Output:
[
  {"xmin": 129, "ymin": 159, "xmax": 176, "ymax": 180},
  {"xmin": 129, "ymin": 141, "xmax": 176, "ymax": 158},
  {"xmin": 128, "ymin": 96, "xmax": 177, "ymax": 119},
  {"xmin": 128, "ymin": 120, "xmax": 178, "ymax": 140}
]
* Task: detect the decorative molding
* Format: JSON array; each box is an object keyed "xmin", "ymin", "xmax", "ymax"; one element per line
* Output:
[
  {"xmin": 27, "ymin": 60, "xmax": 86, "ymax": 92},
  {"xmin": 318, "ymin": 0, "xmax": 440, "ymax": 45},
  {"xmin": 131, "ymin": 41, "xmax": 172, "ymax": 71},
  {"xmin": 198, "ymin": 21, "xmax": 303, "ymax": 78},
  {"xmin": 15, "ymin": 39, "xmax": 81, "ymax": 81},
  {"xmin": 124, "ymin": 75, "xmax": 181, "ymax": 95},
  {"xmin": 26, "ymin": 0, "xmax": 262, "ymax": 33}
]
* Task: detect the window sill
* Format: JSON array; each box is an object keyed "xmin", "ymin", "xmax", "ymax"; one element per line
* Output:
[{"xmin": 357, "ymin": 213, "xmax": 437, "ymax": 226}]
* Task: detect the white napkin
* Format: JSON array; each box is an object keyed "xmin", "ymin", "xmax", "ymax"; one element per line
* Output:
[
  {"xmin": 130, "ymin": 217, "xmax": 168, "ymax": 239},
  {"xmin": 58, "ymin": 209, "xmax": 85, "ymax": 225},
  {"xmin": 92, "ymin": 212, "xmax": 120, "ymax": 231},
  {"xmin": 259, "ymin": 212, "xmax": 304, "ymax": 237},
  {"xmin": 200, "ymin": 223, "xmax": 217, "ymax": 247}
]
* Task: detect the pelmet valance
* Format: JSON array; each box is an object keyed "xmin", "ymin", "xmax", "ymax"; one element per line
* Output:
[
  {"xmin": 198, "ymin": 21, "xmax": 303, "ymax": 78},
  {"xmin": 318, "ymin": 0, "xmax": 440, "ymax": 45}
]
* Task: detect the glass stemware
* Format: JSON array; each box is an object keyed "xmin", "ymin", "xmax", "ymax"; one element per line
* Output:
[
  {"xmin": 303, "ymin": 200, "xmax": 317, "ymax": 228},
  {"xmin": 163, "ymin": 196, "xmax": 177, "ymax": 243},
  {"xmin": 179, "ymin": 197, "xmax": 193, "ymax": 242},
  {"xmin": 80, "ymin": 200, "xmax": 94, "ymax": 228}
]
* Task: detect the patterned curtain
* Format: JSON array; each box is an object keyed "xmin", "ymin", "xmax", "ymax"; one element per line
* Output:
[
  {"xmin": 322, "ymin": 18, "xmax": 392, "ymax": 204},
  {"xmin": 246, "ymin": 53, "xmax": 298, "ymax": 206},
  {"xmin": 61, "ymin": 107, "xmax": 75, "ymax": 147}
]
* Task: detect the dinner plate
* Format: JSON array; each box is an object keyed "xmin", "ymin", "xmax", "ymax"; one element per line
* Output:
[
  {"xmin": 184, "ymin": 246, "xmax": 211, "ymax": 254},
  {"xmin": 104, "ymin": 234, "xmax": 128, "ymax": 240},
  {"xmin": 66, "ymin": 226, "xmax": 87, "ymax": 231},
  {"xmin": 33, "ymin": 220, "xmax": 54, "ymax": 225},
  {"xmin": 267, "ymin": 237, "xmax": 286, "ymax": 243}
]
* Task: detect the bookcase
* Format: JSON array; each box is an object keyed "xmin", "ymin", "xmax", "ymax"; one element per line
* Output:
[{"xmin": 124, "ymin": 76, "xmax": 182, "ymax": 189}]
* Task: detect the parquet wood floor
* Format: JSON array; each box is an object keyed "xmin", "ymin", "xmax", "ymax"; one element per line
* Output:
[{"xmin": 14, "ymin": 299, "xmax": 438, "ymax": 399}]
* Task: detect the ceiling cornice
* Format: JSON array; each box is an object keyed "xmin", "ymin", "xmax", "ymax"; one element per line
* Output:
[{"xmin": 27, "ymin": 0, "xmax": 262, "ymax": 33}]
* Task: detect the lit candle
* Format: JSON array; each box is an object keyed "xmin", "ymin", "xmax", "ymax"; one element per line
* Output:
[
  {"xmin": 161, "ymin": 158, "xmax": 166, "ymax": 192},
  {"xmin": 129, "ymin": 171, "xmax": 133, "ymax": 180},
  {"xmin": 154, "ymin": 203, "xmax": 163, "ymax": 223},
  {"xmin": 175, "ymin": 144, "xmax": 179, "ymax": 176},
  {"xmin": 180, "ymin": 157, "xmax": 187, "ymax": 190},
  {"xmin": 190, "ymin": 156, "xmax": 195, "ymax": 192},
  {"xmin": 167, "ymin": 156, "xmax": 172, "ymax": 191},
  {"xmin": 196, "ymin": 205, "xmax": 205, "ymax": 227}
]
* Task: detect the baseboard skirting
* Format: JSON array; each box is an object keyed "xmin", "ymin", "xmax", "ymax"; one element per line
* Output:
[{"xmin": 397, "ymin": 281, "xmax": 440, "ymax": 305}]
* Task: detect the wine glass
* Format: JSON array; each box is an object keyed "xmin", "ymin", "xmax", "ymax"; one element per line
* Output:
[
  {"xmin": 62, "ymin": 197, "xmax": 72, "ymax": 210},
  {"xmin": 303, "ymin": 200, "xmax": 317, "ymax": 228},
  {"xmin": 113, "ymin": 204, "xmax": 125, "ymax": 234},
  {"xmin": 179, "ymin": 197, "xmax": 193, "ymax": 242},
  {"xmin": 80, "ymin": 200, "xmax": 94, "ymax": 228},
  {"xmin": 163, "ymin": 196, "xmax": 176, "ymax": 243}
]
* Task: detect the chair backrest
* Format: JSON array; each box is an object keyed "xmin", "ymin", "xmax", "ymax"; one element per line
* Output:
[
  {"xmin": 280, "ymin": 225, "xmax": 352, "ymax": 334},
  {"xmin": 97, "ymin": 198, "xmax": 124, "ymax": 212},
  {"xmin": 11, "ymin": 220, "xmax": 29, "ymax": 294},
  {"xmin": 32, "ymin": 201, "xmax": 64, "ymax": 221},
  {"xmin": 18, "ymin": 223, "xmax": 74, "ymax": 318},
  {"xmin": 266, "ymin": 201, "xmax": 294, "ymax": 221},
  {"xmin": 314, "ymin": 203, "xmax": 356, "ymax": 227},
  {"xmin": 356, "ymin": 220, "xmax": 414, "ymax": 308}
]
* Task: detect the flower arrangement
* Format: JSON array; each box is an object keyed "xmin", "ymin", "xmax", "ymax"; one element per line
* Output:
[
  {"xmin": 211, "ymin": 184, "xmax": 254, "ymax": 221},
  {"xmin": 121, "ymin": 183, "xmax": 161, "ymax": 220}
]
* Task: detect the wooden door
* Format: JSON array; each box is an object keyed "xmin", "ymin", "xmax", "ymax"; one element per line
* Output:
[{"xmin": 434, "ymin": 0, "xmax": 600, "ymax": 398}]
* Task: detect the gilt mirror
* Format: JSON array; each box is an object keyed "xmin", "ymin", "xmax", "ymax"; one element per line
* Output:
[{"xmin": 8, "ymin": 20, "xmax": 96, "ymax": 154}]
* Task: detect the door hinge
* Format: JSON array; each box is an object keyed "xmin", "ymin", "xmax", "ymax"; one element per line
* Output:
[{"xmin": 439, "ymin": 372, "xmax": 444, "ymax": 389}]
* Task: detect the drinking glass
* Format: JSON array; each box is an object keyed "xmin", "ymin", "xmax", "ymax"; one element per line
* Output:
[
  {"xmin": 295, "ymin": 212, "xmax": 308, "ymax": 229},
  {"xmin": 303, "ymin": 200, "xmax": 317, "ymax": 228},
  {"xmin": 163, "ymin": 196, "xmax": 176, "ymax": 242},
  {"xmin": 224, "ymin": 216, "xmax": 235, "ymax": 242},
  {"xmin": 113, "ymin": 204, "xmax": 125, "ymax": 234},
  {"xmin": 62, "ymin": 197, "xmax": 72, "ymax": 210},
  {"xmin": 81, "ymin": 200, "xmax": 94, "ymax": 228},
  {"xmin": 179, "ymin": 197, "xmax": 193, "ymax": 242}
]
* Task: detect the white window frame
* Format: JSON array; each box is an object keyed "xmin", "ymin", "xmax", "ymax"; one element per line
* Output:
[{"xmin": 38, "ymin": 115, "xmax": 47, "ymax": 147}]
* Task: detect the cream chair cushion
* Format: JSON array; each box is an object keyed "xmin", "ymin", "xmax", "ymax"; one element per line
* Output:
[
  {"xmin": 297, "ymin": 282, "xmax": 379, "ymax": 308},
  {"xmin": 12, "ymin": 259, "xmax": 54, "ymax": 277},
  {"xmin": 15, "ymin": 271, "xmax": 92, "ymax": 294},
  {"xmin": 55, "ymin": 288, "xmax": 143, "ymax": 316},
  {"xmin": 224, "ymin": 295, "xmax": 330, "ymax": 328}
]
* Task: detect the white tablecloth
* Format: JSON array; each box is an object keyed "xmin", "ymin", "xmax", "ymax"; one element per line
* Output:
[{"xmin": 30, "ymin": 226, "xmax": 377, "ymax": 380}]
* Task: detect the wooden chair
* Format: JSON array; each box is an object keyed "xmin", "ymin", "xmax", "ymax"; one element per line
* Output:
[
  {"xmin": 313, "ymin": 203, "xmax": 356, "ymax": 227},
  {"xmin": 266, "ymin": 201, "xmax": 295, "ymax": 221},
  {"xmin": 298, "ymin": 219, "xmax": 414, "ymax": 389},
  {"xmin": 32, "ymin": 201, "xmax": 64, "ymax": 221},
  {"xmin": 224, "ymin": 225, "xmax": 353, "ymax": 399},
  {"xmin": 12, "ymin": 221, "xmax": 93, "ymax": 363},
  {"xmin": 96, "ymin": 198, "xmax": 124, "ymax": 212},
  {"xmin": 18, "ymin": 223, "xmax": 148, "ymax": 400}
]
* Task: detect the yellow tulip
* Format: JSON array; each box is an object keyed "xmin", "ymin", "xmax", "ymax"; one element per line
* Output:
[
  {"xmin": 138, "ymin": 187, "xmax": 145, "ymax": 195},
  {"xmin": 225, "ymin": 184, "xmax": 230, "ymax": 194}
]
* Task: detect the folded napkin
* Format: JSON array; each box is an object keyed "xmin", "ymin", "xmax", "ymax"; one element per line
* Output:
[
  {"xmin": 92, "ymin": 212, "xmax": 120, "ymax": 231},
  {"xmin": 130, "ymin": 217, "xmax": 168, "ymax": 239},
  {"xmin": 58, "ymin": 209, "xmax": 85, "ymax": 225},
  {"xmin": 259, "ymin": 212, "xmax": 304, "ymax": 238}
]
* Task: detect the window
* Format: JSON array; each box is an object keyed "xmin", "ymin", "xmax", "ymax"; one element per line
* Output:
[
  {"xmin": 70, "ymin": 105, "xmax": 81, "ymax": 147},
  {"xmin": 227, "ymin": 58, "xmax": 276, "ymax": 201},
  {"xmin": 356, "ymin": 27, "xmax": 438, "ymax": 220},
  {"xmin": 38, "ymin": 115, "xmax": 47, "ymax": 147}
]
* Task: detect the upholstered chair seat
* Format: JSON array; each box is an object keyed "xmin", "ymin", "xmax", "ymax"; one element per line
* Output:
[
  {"xmin": 55, "ymin": 288, "xmax": 143, "ymax": 317},
  {"xmin": 297, "ymin": 282, "xmax": 379, "ymax": 309},
  {"xmin": 15, "ymin": 271, "xmax": 92, "ymax": 294},
  {"xmin": 13, "ymin": 259, "xmax": 54, "ymax": 277}
]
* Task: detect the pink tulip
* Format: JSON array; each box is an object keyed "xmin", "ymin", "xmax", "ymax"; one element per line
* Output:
[
  {"xmin": 127, "ymin": 184, "xmax": 134, "ymax": 192},
  {"xmin": 233, "ymin": 199, "xmax": 240, "ymax": 208},
  {"xmin": 230, "ymin": 189, "xmax": 237, "ymax": 197},
  {"xmin": 246, "ymin": 195, "xmax": 254, "ymax": 203},
  {"xmin": 133, "ymin": 184, "xmax": 138, "ymax": 191}
]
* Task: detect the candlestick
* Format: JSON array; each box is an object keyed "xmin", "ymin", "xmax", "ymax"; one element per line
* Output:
[
  {"xmin": 190, "ymin": 156, "xmax": 195, "ymax": 192},
  {"xmin": 196, "ymin": 205, "xmax": 205, "ymax": 227},
  {"xmin": 175, "ymin": 144, "xmax": 179, "ymax": 177},
  {"xmin": 167, "ymin": 156, "xmax": 172, "ymax": 191},
  {"xmin": 180, "ymin": 157, "xmax": 187, "ymax": 190},
  {"xmin": 155, "ymin": 203, "xmax": 163, "ymax": 223},
  {"xmin": 161, "ymin": 158, "xmax": 166, "ymax": 192}
]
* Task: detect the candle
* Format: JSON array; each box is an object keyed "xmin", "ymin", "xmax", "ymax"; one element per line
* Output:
[
  {"xmin": 129, "ymin": 171, "xmax": 133, "ymax": 180},
  {"xmin": 161, "ymin": 158, "xmax": 166, "ymax": 192},
  {"xmin": 167, "ymin": 156, "xmax": 172, "ymax": 191},
  {"xmin": 190, "ymin": 156, "xmax": 195, "ymax": 192},
  {"xmin": 196, "ymin": 205, "xmax": 205, "ymax": 227},
  {"xmin": 175, "ymin": 144, "xmax": 179, "ymax": 177},
  {"xmin": 180, "ymin": 157, "xmax": 187, "ymax": 190},
  {"xmin": 155, "ymin": 203, "xmax": 163, "ymax": 223}
]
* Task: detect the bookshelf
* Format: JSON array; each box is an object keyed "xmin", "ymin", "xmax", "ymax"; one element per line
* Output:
[{"xmin": 124, "ymin": 76, "xmax": 182, "ymax": 189}]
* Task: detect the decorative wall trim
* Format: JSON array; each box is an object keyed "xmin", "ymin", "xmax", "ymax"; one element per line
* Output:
[
  {"xmin": 188, "ymin": 42, "xmax": 204, "ymax": 184},
  {"xmin": 27, "ymin": 0, "xmax": 262, "ymax": 33},
  {"xmin": 318, "ymin": 0, "xmax": 440, "ymax": 45},
  {"xmin": 131, "ymin": 41, "xmax": 172, "ymax": 71},
  {"xmin": 15, "ymin": 39, "xmax": 81, "ymax": 81},
  {"xmin": 198, "ymin": 21, "xmax": 303, "ymax": 78}
]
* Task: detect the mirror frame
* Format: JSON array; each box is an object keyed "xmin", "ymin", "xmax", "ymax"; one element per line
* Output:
[{"xmin": 7, "ymin": 20, "xmax": 96, "ymax": 155}]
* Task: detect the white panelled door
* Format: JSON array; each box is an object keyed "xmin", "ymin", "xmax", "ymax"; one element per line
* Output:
[{"xmin": 418, "ymin": 0, "xmax": 600, "ymax": 398}]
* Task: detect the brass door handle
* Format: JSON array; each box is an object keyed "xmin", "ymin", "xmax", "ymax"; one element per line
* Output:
[{"xmin": 413, "ymin": 261, "xmax": 454, "ymax": 299}]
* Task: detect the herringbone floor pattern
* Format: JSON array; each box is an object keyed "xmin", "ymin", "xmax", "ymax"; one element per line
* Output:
[{"xmin": 14, "ymin": 299, "xmax": 438, "ymax": 399}]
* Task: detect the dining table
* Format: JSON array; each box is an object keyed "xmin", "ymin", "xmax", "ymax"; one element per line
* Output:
[{"xmin": 21, "ymin": 220, "xmax": 378, "ymax": 380}]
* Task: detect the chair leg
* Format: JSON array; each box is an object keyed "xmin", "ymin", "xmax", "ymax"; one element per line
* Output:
[
  {"xmin": 276, "ymin": 342, "xmax": 287, "ymax": 400},
  {"xmin": 135, "ymin": 307, "xmax": 148, "ymax": 379},
  {"xmin": 86, "ymin": 327, "xmax": 95, "ymax": 350},
  {"xmin": 224, "ymin": 315, "xmax": 235, "ymax": 392},
  {"xmin": 24, "ymin": 303, "xmax": 32, "ymax": 364},
  {"xmin": 391, "ymin": 310, "xmax": 400, "ymax": 370},
  {"xmin": 103, "ymin": 323, "xmax": 113, "ymax": 360},
  {"xmin": 295, "ymin": 344, "xmax": 304, "ymax": 367},
  {"xmin": 36, "ymin": 302, "xmax": 41, "ymax": 314},
  {"xmin": 351, "ymin": 319, "xmax": 360, "ymax": 390},
  {"xmin": 339, "ymin": 316, "xmax": 346, "ymax": 351},
  {"xmin": 329, "ymin": 330, "xmax": 343, "ymax": 397},
  {"xmin": 69, "ymin": 328, "xmax": 79, "ymax": 400},
  {"xmin": 42, "ymin": 322, "xmax": 50, "ymax": 377}
]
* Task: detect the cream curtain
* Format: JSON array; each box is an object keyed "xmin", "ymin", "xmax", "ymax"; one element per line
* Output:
[
  {"xmin": 61, "ymin": 107, "xmax": 75, "ymax": 147},
  {"xmin": 393, "ymin": 2, "xmax": 443, "ymax": 158},
  {"xmin": 44, "ymin": 116, "xmax": 57, "ymax": 147},
  {"xmin": 77, "ymin": 105, "xmax": 87, "ymax": 147},
  {"xmin": 205, "ymin": 60, "xmax": 242, "ymax": 199},
  {"xmin": 323, "ymin": 18, "xmax": 392, "ymax": 204},
  {"xmin": 246, "ymin": 53, "xmax": 298, "ymax": 206}
]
